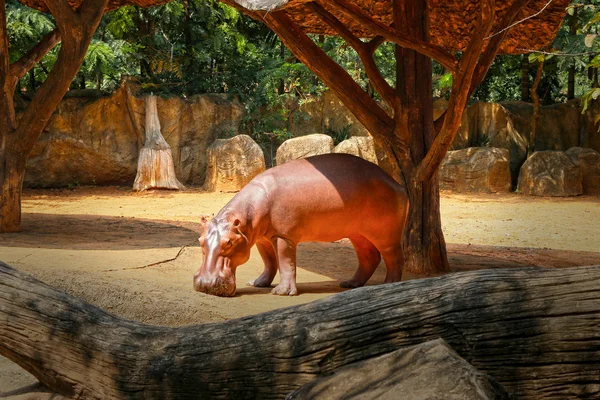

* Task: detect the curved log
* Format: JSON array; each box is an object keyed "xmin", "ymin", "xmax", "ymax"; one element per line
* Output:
[{"xmin": 1, "ymin": 262, "xmax": 599, "ymax": 399}]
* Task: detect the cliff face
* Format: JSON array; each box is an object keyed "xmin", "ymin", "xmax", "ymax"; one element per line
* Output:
[{"xmin": 24, "ymin": 81, "xmax": 244, "ymax": 188}]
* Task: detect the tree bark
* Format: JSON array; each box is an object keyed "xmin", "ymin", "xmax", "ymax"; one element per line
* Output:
[
  {"xmin": 0, "ymin": 0, "xmax": 108, "ymax": 232},
  {"xmin": 1, "ymin": 261, "xmax": 600, "ymax": 399},
  {"xmin": 0, "ymin": 151, "xmax": 26, "ymax": 232},
  {"xmin": 391, "ymin": 0, "xmax": 448, "ymax": 274},
  {"xmin": 260, "ymin": 0, "xmax": 509, "ymax": 276},
  {"xmin": 529, "ymin": 59, "xmax": 544, "ymax": 158},
  {"xmin": 133, "ymin": 95, "xmax": 185, "ymax": 191},
  {"xmin": 521, "ymin": 55, "xmax": 530, "ymax": 101}
]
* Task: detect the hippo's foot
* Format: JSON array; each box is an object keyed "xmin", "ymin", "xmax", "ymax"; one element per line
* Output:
[
  {"xmin": 340, "ymin": 279, "xmax": 365, "ymax": 289},
  {"xmin": 247, "ymin": 275, "xmax": 273, "ymax": 288},
  {"xmin": 271, "ymin": 282, "xmax": 298, "ymax": 296},
  {"xmin": 384, "ymin": 272, "xmax": 402, "ymax": 284}
]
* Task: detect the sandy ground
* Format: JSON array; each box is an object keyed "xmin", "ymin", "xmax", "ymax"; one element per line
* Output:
[{"xmin": 1, "ymin": 187, "xmax": 600, "ymax": 396}]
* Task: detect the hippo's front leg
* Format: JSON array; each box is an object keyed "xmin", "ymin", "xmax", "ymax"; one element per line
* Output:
[
  {"xmin": 248, "ymin": 237, "xmax": 277, "ymax": 287},
  {"xmin": 271, "ymin": 237, "xmax": 298, "ymax": 296}
]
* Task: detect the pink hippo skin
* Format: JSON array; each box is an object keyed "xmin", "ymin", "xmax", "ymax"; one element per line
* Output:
[{"xmin": 193, "ymin": 153, "xmax": 409, "ymax": 297}]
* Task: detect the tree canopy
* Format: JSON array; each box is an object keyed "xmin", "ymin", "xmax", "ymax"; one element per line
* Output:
[{"xmin": 7, "ymin": 0, "xmax": 600, "ymax": 141}]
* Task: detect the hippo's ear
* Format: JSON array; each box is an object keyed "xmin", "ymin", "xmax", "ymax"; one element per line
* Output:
[
  {"xmin": 199, "ymin": 216, "xmax": 209, "ymax": 234},
  {"xmin": 232, "ymin": 218, "xmax": 249, "ymax": 243}
]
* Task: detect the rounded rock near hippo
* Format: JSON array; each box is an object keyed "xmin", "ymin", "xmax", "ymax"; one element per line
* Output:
[{"xmin": 193, "ymin": 153, "xmax": 409, "ymax": 297}]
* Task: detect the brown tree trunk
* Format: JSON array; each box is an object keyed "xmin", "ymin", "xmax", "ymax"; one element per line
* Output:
[
  {"xmin": 521, "ymin": 55, "xmax": 529, "ymax": 101},
  {"xmin": 567, "ymin": 60, "xmax": 575, "ymax": 100},
  {"xmin": 2, "ymin": 261, "xmax": 600, "ymax": 399},
  {"xmin": 394, "ymin": 0, "xmax": 448, "ymax": 274},
  {"xmin": 261, "ymin": 0, "xmax": 516, "ymax": 276},
  {"xmin": 0, "ymin": 0, "xmax": 108, "ymax": 233},
  {"xmin": 0, "ymin": 150, "xmax": 26, "ymax": 232},
  {"xmin": 529, "ymin": 59, "xmax": 544, "ymax": 158},
  {"xmin": 567, "ymin": 10, "xmax": 577, "ymax": 100}
]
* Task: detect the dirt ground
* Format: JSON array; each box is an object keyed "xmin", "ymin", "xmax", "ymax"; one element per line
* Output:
[{"xmin": 1, "ymin": 187, "xmax": 600, "ymax": 396}]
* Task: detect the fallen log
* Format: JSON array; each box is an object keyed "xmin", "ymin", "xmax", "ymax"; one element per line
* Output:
[
  {"xmin": 287, "ymin": 338, "xmax": 510, "ymax": 400},
  {"xmin": 1, "ymin": 261, "xmax": 599, "ymax": 399}
]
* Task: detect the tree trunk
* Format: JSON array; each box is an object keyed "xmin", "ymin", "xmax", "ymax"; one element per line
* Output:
[
  {"xmin": 567, "ymin": 60, "xmax": 575, "ymax": 100},
  {"xmin": 0, "ymin": 150, "xmax": 26, "ymax": 232},
  {"xmin": 1, "ymin": 261, "xmax": 599, "ymax": 399},
  {"xmin": 0, "ymin": 0, "xmax": 109, "ymax": 233},
  {"xmin": 566, "ymin": 9, "xmax": 577, "ymax": 100},
  {"xmin": 279, "ymin": 41, "xmax": 285, "ymax": 94},
  {"xmin": 394, "ymin": 0, "xmax": 448, "ymax": 274},
  {"xmin": 521, "ymin": 55, "xmax": 529, "ymax": 101},
  {"xmin": 529, "ymin": 59, "xmax": 544, "ymax": 158},
  {"xmin": 133, "ymin": 95, "xmax": 185, "ymax": 191}
]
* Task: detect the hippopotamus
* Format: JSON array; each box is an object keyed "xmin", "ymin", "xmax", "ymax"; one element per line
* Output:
[{"xmin": 193, "ymin": 153, "xmax": 409, "ymax": 297}]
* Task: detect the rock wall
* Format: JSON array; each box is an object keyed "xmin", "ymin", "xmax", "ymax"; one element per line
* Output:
[
  {"xmin": 289, "ymin": 91, "xmax": 375, "ymax": 137},
  {"xmin": 431, "ymin": 99, "xmax": 600, "ymax": 186},
  {"xmin": 23, "ymin": 83, "xmax": 600, "ymax": 191},
  {"xmin": 24, "ymin": 81, "xmax": 244, "ymax": 188}
]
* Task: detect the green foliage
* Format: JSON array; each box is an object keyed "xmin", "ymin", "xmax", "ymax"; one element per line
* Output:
[
  {"xmin": 325, "ymin": 124, "xmax": 353, "ymax": 146},
  {"xmin": 474, "ymin": 134, "xmax": 491, "ymax": 148},
  {"xmin": 9, "ymin": 0, "xmax": 600, "ymax": 141},
  {"xmin": 581, "ymin": 87, "xmax": 600, "ymax": 112}
]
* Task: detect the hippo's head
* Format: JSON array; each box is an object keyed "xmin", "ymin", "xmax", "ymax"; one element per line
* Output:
[{"xmin": 193, "ymin": 215, "xmax": 251, "ymax": 297}]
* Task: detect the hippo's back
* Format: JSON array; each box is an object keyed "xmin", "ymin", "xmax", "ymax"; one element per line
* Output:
[{"xmin": 253, "ymin": 153, "xmax": 407, "ymax": 242}]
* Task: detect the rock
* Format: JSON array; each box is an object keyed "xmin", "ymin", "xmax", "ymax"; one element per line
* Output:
[
  {"xmin": 287, "ymin": 339, "xmax": 510, "ymax": 400},
  {"xmin": 334, "ymin": 136, "xmax": 378, "ymax": 164},
  {"xmin": 450, "ymin": 102, "xmax": 527, "ymax": 186},
  {"xmin": 290, "ymin": 91, "xmax": 392, "ymax": 138},
  {"xmin": 334, "ymin": 136, "xmax": 403, "ymax": 183},
  {"xmin": 203, "ymin": 135, "xmax": 266, "ymax": 192},
  {"xmin": 517, "ymin": 151, "xmax": 583, "ymax": 196},
  {"xmin": 440, "ymin": 147, "xmax": 512, "ymax": 193},
  {"xmin": 23, "ymin": 80, "xmax": 244, "ymax": 188},
  {"xmin": 276, "ymin": 134, "xmax": 334, "ymax": 165},
  {"xmin": 566, "ymin": 147, "xmax": 600, "ymax": 195}
]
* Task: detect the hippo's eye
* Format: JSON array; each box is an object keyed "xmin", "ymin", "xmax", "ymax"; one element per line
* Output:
[{"xmin": 227, "ymin": 239, "xmax": 232, "ymax": 247}]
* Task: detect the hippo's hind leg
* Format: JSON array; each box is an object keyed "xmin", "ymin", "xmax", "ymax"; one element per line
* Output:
[
  {"xmin": 380, "ymin": 243, "xmax": 404, "ymax": 284},
  {"xmin": 248, "ymin": 237, "xmax": 277, "ymax": 288},
  {"xmin": 271, "ymin": 237, "xmax": 298, "ymax": 296},
  {"xmin": 341, "ymin": 235, "xmax": 381, "ymax": 289}
]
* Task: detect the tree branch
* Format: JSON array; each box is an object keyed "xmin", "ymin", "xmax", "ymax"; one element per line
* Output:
[
  {"xmin": 9, "ymin": 29, "xmax": 61, "ymax": 90},
  {"xmin": 308, "ymin": 2, "xmax": 397, "ymax": 108},
  {"xmin": 416, "ymin": 0, "xmax": 496, "ymax": 183},
  {"xmin": 366, "ymin": 35, "xmax": 386, "ymax": 54},
  {"xmin": 261, "ymin": 10, "xmax": 395, "ymax": 141},
  {"xmin": 471, "ymin": 0, "xmax": 533, "ymax": 92},
  {"xmin": 321, "ymin": 0, "xmax": 459, "ymax": 73},
  {"xmin": 43, "ymin": 0, "xmax": 80, "ymax": 37},
  {"xmin": 0, "ymin": 0, "xmax": 16, "ymax": 131},
  {"xmin": 14, "ymin": 0, "xmax": 109, "ymax": 155},
  {"xmin": 2, "ymin": 262, "xmax": 600, "ymax": 398},
  {"xmin": 79, "ymin": 0, "xmax": 110, "ymax": 25}
]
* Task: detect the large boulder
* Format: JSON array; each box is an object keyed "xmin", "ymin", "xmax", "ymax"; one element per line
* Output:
[
  {"xmin": 334, "ymin": 136, "xmax": 378, "ymax": 164},
  {"xmin": 287, "ymin": 339, "xmax": 510, "ymax": 400},
  {"xmin": 566, "ymin": 147, "xmax": 600, "ymax": 195},
  {"xmin": 276, "ymin": 134, "xmax": 334, "ymax": 165},
  {"xmin": 517, "ymin": 151, "xmax": 583, "ymax": 196},
  {"xmin": 24, "ymin": 80, "xmax": 244, "ymax": 188},
  {"xmin": 203, "ymin": 135, "xmax": 265, "ymax": 192},
  {"xmin": 334, "ymin": 136, "xmax": 403, "ymax": 183},
  {"xmin": 440, "ymin": 147, "xmax": 512, "ymax": 193}
]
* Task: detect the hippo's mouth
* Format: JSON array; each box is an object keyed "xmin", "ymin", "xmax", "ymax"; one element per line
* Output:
[{"xmin": 193, "ymin": 275, "xmax": 236, "ymax": 297}]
